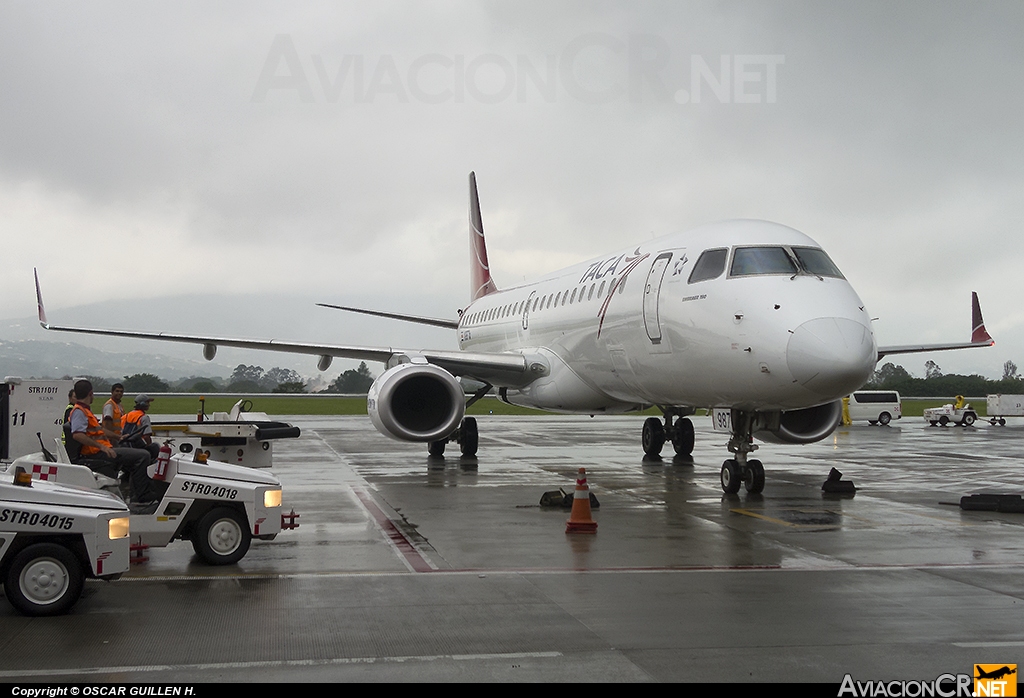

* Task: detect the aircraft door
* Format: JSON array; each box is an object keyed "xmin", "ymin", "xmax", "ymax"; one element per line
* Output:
[
  {"xmin": 518, "ymin": 291, "xmax": 536, "ymax": 346},
  {"xmin": 643, "ymin": 252, "xmax": 672, "ymax": 344}
]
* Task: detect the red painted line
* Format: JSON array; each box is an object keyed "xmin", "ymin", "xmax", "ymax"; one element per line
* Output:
[{"xmin": 353, "ymin": 488, "xmax": 434, "ymax": 573}]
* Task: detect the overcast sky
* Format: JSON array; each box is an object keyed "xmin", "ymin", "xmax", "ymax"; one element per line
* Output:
[{"xmin": 2, "ymin": 1, "xmax": 1021, "ymax": 380}]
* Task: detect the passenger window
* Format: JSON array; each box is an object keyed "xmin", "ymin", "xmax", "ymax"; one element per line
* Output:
[
  {"xmin": 688, "ymin": 248, "xmax": 728, "ymax": 284},
  {"xmin": 730, "ymin": 247, "xmax": 798, "ymax": 277},
  {"xmin": 588, "ymin": 284, "xmax": 595, "ymax": 300},
  {"xmin": 598, "ymin": 281, "xmax": 606, "ymax": 298},
  {"xmin": 570, "ymin": 288, "xmax": 577, "ymax": 303},
  {"xmin": 792, "ymin": 247, "xmax": 845, "ymax": 279}
]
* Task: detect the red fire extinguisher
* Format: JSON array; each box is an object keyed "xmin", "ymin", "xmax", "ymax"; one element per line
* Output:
[{"xmin": 154, "ymin": 441, "xmax": 172, "ymax": 481}]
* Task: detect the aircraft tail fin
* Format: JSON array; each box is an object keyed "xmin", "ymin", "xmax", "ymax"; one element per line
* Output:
[
  {"xmin": 469, "ymin": 172, "xmax": 498, "ymax": 301},
  {"xmin": 34, "ymin": 268, "xmax": 49, "ymax": 328},
  {"xmin": 971, "ymin": 291, "xmax": 993, "ymax": 344}
]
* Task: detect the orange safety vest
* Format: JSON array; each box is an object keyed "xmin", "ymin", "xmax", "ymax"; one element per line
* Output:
[
  {"xmin": 122, "ymin": 410, "xmax": 147, "ymax": 439},
  {"xmin": 71, "ymin": 403, "xmax": 112, "ymax": 456},
  {"xmin": 104, "ymin": 398, "xmax": 125, "ymax": 435}
]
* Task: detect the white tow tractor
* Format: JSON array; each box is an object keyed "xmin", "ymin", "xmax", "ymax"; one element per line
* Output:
[
  {"xmin": 5, "ymin": 442, "xmax": 296, "ymax": 566},
  {"xmin": 924, "ymin": 396, "xmax": 979, "ymax": 427},
  {"xmin": 1, "ymin": 467, "xmax": 131, "ymax": 616}
]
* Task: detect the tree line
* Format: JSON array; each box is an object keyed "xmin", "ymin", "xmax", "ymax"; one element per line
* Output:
[
  {"xmin": 867, "ymin": 360, "xmax": 1023, "ymax": 396},
  {"xmin": 62, "ymin": 362, "xmax": 377, "ymax": 394}
]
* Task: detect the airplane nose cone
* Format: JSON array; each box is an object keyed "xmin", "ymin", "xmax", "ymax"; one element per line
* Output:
[{"xmin": 787, "ymin": 318, "xmax": 876, "ymax": 398}]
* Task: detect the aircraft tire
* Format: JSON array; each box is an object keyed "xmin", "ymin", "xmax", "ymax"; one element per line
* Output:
[
  {"xmin": 671, "ymin": 418, "xmax": 695, "ymax": 456},
  {"xmin": 428, "ymin": 440, "xmax": 446, "ymax": 456},
  {"xmin": 720, "ymin": 459, "xmax": 742, "ymax": 494},
  {"xmin": 459, "ymin": 417, "xmax": 478, "ymax": 457},
  {"xmin": 5, "ymin": 543, "xmax": 84, "ymax": 616},
  {"xmin": 642, "ymin": 418, "xmax": 665, "ymax": 456},
  {"xmin": 745, "ymin": 459, "xmax": 765, "ymax": 493},
  {"xmin": 192, "ymin": 507, "xmax": 251, "ymax": 565}
]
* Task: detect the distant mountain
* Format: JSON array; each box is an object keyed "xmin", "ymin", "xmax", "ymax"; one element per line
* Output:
[{"xmin": 0, "ymin": 339, "xmax": 234, "ymax": 381}]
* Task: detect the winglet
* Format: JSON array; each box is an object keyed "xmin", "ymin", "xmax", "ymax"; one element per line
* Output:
[
  {"xmin": 33, "ymin": 268, "xmax": 49, "ymax": 328},
  {"xmin": 971, "ymin": 291, "xmax": 993, "ymax": 345},
  {"xmin": 469, "ymin": 172, "xmax": 498, "ymax": 301}
]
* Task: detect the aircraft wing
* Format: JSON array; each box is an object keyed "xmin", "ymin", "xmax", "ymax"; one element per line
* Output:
[
  {"xmin": 34, "ymin": 271, "xmax": 538, "ymax": 387},
  {"xmin": 876, "ymin": 291, "xmax": 994, "ymax": 360}
]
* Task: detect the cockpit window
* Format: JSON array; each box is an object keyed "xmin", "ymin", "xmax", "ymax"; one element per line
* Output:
[
  {"xmin": 792, "ymin": 247, "xmax": 845, "ymax": 279},
  {"xmin": 730, "ymin": 246, "xmax": 798, "ymax": 277},
  {"xmin": 688, "ymin": 248, "xmax": 728, "ymax": 284}
]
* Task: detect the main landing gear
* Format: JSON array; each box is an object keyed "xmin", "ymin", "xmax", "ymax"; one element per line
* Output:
[
  {"xmin": 427, "ymin": 417, "xmax": 479, "ymax": 457},
  {"xmin": 642, "ymin": 410, "xmax": 695, "ymax": 458},
  {"xmin": 720, "ymin": 410, "xmax": 764, "ymax": 494}
]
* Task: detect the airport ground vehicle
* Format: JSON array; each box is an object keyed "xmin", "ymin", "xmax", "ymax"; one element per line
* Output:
[
  {"xmin": 150, "ymin": 398, "xmax": 301, "ymax": 469},
  {"xmin": 924, "ymin": 400, "xmax": 979, "ymax": 427},
  {"xmin": 5, "ymin": 444, "xmax": 292, "ymax": 566},
  {"xmin": 986, "ymin": 394, "xmax": 1024, "ymax": 426},
  {"xmin": 0, "ymin": 470, "xmax": 130, "ymax": 616},
  {"xmin": 847, "ymin": 390, "xmax": 902, "ymax": 425},
  {"xmin": 2, "ymin": 378, "xmax": 295, "ymax": 565}
]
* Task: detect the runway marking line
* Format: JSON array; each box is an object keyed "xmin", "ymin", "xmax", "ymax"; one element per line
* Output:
[{"xmin": 0, "ymin": 651, "xmax": 566, "ymax": 679}]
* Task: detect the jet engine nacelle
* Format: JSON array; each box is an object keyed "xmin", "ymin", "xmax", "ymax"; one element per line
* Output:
[
  {"xmin": 753, "ymin": 400, "xmax": 843, "ymax": 445},
  {"xmin": 367, "ymin": 363, "xmax": 465, "ymax": 442}
]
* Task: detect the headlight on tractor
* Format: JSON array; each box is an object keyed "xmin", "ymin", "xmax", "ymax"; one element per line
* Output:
[
  {"xmin": 108, "ymin": 517, "xmax": 130, "ymax": 539},
  {"xmin": 264, "ymin": 489, "xmax": 282, "ymax": 508}
]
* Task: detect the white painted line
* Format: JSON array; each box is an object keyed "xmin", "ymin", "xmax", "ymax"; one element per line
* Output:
[{"xmin": 0, "ymin": 652, "xmax": 565, "ymax": 678}]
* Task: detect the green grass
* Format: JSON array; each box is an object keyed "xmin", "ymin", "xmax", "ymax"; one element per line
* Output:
[{"xmin": 144, "ymin": 395, "xmax": 557, "ymax": 416}]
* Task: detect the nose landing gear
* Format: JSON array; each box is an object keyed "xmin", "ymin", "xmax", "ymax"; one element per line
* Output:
[{"xmin": 720, "ymin": 410, "xmax": 765, "ymax": 494}]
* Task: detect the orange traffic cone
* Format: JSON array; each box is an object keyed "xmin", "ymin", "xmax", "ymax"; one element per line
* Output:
[{"xmin": 565, "ymin": 468, "xmax": 598, "ymax": 533}]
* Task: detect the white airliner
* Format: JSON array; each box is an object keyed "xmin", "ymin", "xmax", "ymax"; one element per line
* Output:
[{"xmin": 34, "ymin": 173, "xmax": 994, "ymax": 493}]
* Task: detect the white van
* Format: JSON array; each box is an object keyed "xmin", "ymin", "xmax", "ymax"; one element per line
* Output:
[{"xmin": 848, "ymin": 391, "xmax": 902, "ymax": 425}]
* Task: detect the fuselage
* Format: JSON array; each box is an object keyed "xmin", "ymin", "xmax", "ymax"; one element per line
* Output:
[{"xmin": 457, "ymin": 220, "xmax": 877, "ymax": 413}]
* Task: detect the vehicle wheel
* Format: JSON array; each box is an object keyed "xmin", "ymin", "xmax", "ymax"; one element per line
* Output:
[
  {"xmin": 642, "ymin": 417, "xmax": 665, "ymax": 456},
  {"xmin": 939, "ymin": 416, "xmax": 949, "ymax": 426},
  {"xmin": 192, "ymin": 507, "xmax": 251, "ymax": 565},
  {"xmin": 1000, "ymin": 418, "xmax": 1006, "ymax": 426},
  {"xmin": 459, "ymin": 417, "xmax": 478, "ymax": 457},
  {"xmin": 878, "ymin": 412, "xmax": 892, "ymax": 426},
  {"xmin": 745, "ymin": 459, "xmax": 765, "ymax": 494},
  {"xmin": 962, "ymin": 412, "xmax": 976, "ymax": 427},
  {"xmin": 671, "ymin": 418, "xmax": 695, "ymax": 456},
  {"xmin": 720, "ymin": 459, "xmax": 742, "ymax": 494},
  {"xmin": 4, "ymin": 543, "xmax": 84, "ymax": 616},
  {"xmin": 428, "ymin": 440, "xmax": 446, "ymax": 456}
]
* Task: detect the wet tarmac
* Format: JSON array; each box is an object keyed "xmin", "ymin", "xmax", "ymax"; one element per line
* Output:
[{"xmin": 3, "ymin": 415, "xmax": 1024, "ymax": 682}]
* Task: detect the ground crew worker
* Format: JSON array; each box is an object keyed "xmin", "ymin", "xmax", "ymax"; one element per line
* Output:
[
  {"xmin": 121, "ymin": 394, "xmax": 160, "ymax": 462},
  {"xmin": 69, "ymin": 379, "xmax": 158, "ymax": 512},
  {"xmin": 61, "ymin": 388, "xmax": 75, "ymax": 445},
  {"xmin": 102, "ymin": 383, "xmax": 126, "ymax": 442}
]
